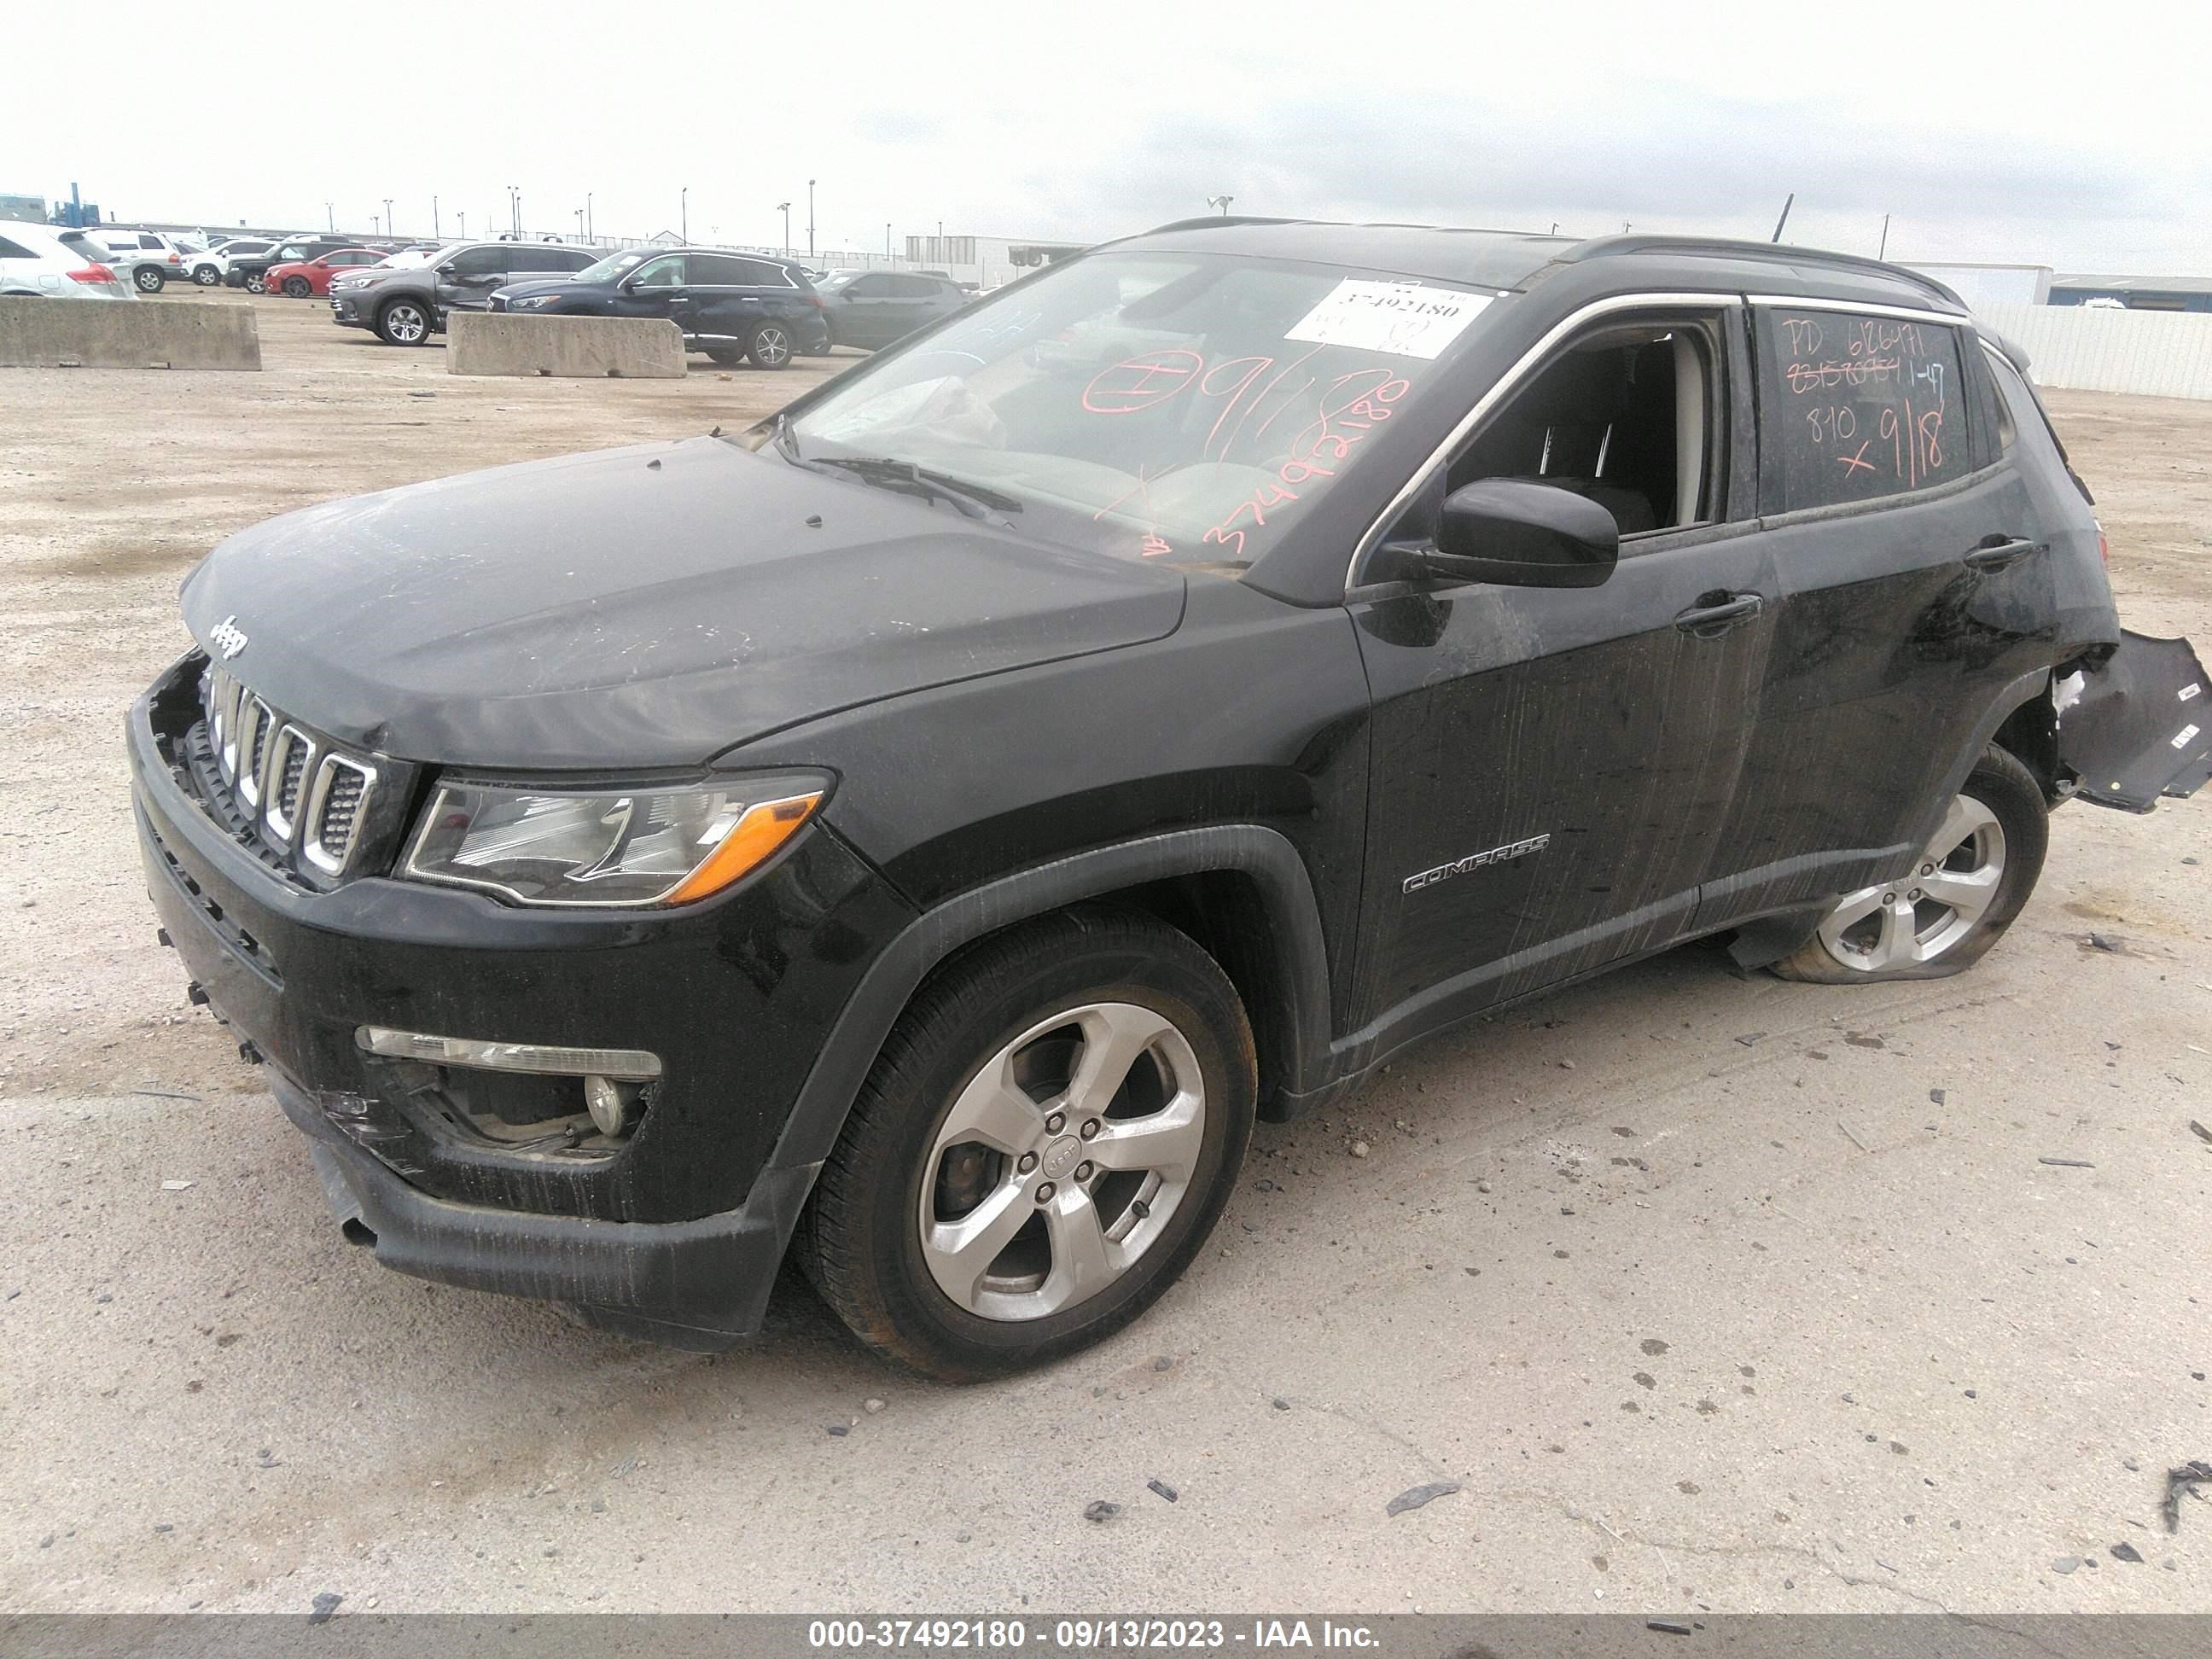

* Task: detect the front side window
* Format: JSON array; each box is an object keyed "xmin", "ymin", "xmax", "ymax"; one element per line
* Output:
[
  {"xmin": 444, "ymin": 247, "xmax": 512, "ymax": 277},
  {"xmin": 629, "ymin": 255, "xmax": 685, "ymax": 288},
  {"xmin": 1756, "ymin": 308, "xmax": 1967, "ymax": 513},
  {"xmin": 1436, "ymin": 313, "xmax": 1727, "ymax": 538},
  {"xmin": 783, "ymin": 250, "xmax": 1497, "ymax": 569}
]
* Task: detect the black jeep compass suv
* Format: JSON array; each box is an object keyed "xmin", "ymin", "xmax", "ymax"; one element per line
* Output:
[{"xmin": 128, "ymin": 219, "xmax": 2209, "ymax": 1379}]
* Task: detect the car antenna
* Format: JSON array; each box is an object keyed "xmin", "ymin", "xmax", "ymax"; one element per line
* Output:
[{"xmin": 1771, "ymin": 193, "xmax": 1795, "ymax": 243}]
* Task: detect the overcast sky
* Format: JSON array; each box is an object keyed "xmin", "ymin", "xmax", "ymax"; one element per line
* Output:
[{"xmin": 16, "ymin": 1, "xmax": 2209, "ymax": 276}]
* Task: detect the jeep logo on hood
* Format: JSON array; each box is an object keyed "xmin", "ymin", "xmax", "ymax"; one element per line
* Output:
[{"xmin": 208, "ymin": 615, "xmax": 249, "ymax": 661}]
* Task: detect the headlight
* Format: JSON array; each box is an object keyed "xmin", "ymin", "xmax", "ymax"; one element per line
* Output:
[
  {"xmin": 402, "ymin": 774, "xmax": 829, "ymax": 907},
  {"xmin": 506, "ymin": 294, "xmax": 562, "ymax": 310}
]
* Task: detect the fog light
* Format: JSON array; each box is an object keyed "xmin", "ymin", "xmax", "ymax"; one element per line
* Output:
[{"xmin": 585, "ymin": 1074, "xmax": 629, "ymax": 1138}]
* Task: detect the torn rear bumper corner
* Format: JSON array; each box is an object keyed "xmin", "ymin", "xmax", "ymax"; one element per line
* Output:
[{"xmin": 2058, "ymin": 630, "xmax": 2212, "ymax": 812}]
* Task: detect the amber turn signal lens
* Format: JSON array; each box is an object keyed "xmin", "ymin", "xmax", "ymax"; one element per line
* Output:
[{"xmin": 663, "ymin": 792, "xmax": 824, "ymax": 905}]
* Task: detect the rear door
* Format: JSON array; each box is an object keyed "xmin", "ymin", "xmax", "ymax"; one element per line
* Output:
[{"xmin": 1698, "ymin": 301, "xmax": 2056, "ymax": 928}]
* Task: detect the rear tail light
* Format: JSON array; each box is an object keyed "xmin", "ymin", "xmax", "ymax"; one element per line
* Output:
[
  {"xmin": 166, "ymin": 253, "xmax": 181, "ymax": 265},
  {"xmin": 2097, "ymin": 525, "xmax": 2110, "ymax": 566},
  {"xmin": 67, "ymin": 264, "xmax": 117, "ymax": 285}
]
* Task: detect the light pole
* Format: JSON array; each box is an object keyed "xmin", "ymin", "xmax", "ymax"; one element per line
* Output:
[
  {"xmin": 324, "ymin": 201, "xmax": 335, "ymax": 233},
  {"xmin": 806, "ymin": 179, "xmax": 815, "ymax": 258},
  {"xmin": 371, "ymin": 213, "xmax": 381, "ymax": 236},
  {"xmin": 433, "ymin": 195, "xmax": 439, "ymax": 238},
  {"xmin": 680, "ymin": 187, "xmax": 688, "ymax": 243},
  {"xmin": 507, "ymin": 185, "xmax": 519, "ymax": 239},
  {"xmin": 585, "ymin": 193, "xmax": 593, "ymax": 242},
  {"xmin": 383, "ymin": 198, "xmax": 394, "ymax": 238},
  {"xmin": 1207, "ymin": 194, "xmax": 1234, "ymax": 215},
  {"xmin": 574, "ymin": 207, "xmax": 585, "ymax": 239},
  {"xmin": 457, "ymin": 210, "xmax": 467, "ymax": 239},
  {"xmin": 777, "ymin": 201, "xmax": 790, "ymax": 258},
  {"xmin": 885, "ymin": 222, "xmax": 892, "ymax": 264}
]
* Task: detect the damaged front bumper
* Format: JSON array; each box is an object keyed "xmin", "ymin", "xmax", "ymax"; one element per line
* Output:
[
  {"xmin": 124, "ymin": 660, "xmax": 913, "ymax": 1348},
  {"xmin": 2058, "ymin": 630, "xmax": 2212, "ymax": 812}
]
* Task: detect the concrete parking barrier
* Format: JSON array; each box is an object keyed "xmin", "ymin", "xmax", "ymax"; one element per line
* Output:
[
  {"xmin": 0, "ymin": 296, "xmax": 262, "ymax": 370},
  {"xmin": 446, "ymin": 313, "xmax": 686, "ymax": 380}
]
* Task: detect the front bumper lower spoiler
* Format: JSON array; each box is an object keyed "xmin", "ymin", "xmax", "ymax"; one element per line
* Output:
[{"xmin": 288, "ymin": 1078, "xmax": 813, "ymax": 1350}]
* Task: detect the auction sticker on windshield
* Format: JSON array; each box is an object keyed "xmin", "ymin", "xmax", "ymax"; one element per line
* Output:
[{"xmin": 1284, "ymin": 280, "xmax": 1490, "ymax": 359}]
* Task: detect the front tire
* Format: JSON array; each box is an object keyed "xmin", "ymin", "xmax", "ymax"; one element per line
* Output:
[
  {"xmin": 375, "ymin": 298, "xmax": 431, "ymax": 346},
  {"xmin": 281, "ymin": 276, "xmax": 311, "ymax": 298},
  {"xmin": 746, "ymin": 321, "xmax": 794, "ymax": 370},
  {"xmin": 192, "ymin": 265, "xmax": 220, "ymax": 288},
  {"xmin": 799, "ymin": 907, "xmax": 1256, "ymax": 1381},
  {"xmin": 1771, "ymin": 746, "xmax": 2048, "ymax": 983},
  {"xmin": 132, "ymin": 265, "xmax": 165, "ymax": 294}
]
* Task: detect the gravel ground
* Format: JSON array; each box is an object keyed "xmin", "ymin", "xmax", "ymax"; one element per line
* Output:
[{"xmin": 3, "ymin": 294, "xmax": 2209, "ymax": 1615}]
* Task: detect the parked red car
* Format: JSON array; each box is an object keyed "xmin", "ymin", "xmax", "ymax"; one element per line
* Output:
[{"xmin": 264, "ymin": 247, "xmax": 390, "ymax": 298}]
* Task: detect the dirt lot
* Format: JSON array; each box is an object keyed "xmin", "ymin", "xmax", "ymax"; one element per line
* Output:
[{"xmin": 3, "ymin": 293, "xmax": 2210, "ymax": 1616}]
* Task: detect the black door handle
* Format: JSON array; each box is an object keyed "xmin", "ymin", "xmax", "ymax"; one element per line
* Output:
[
  {"xmin": 1674, "ymin": 593, "xmax": 1763, "ymax": 637},
  {"xmin": 1964, "ymin": 537, "xmax": 2043, "ymax": 573}
]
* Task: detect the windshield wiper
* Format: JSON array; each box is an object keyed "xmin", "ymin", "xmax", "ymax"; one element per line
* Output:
[{"xmin": 811, "ymin": 457, "xmax": 1023, "ymax": 525}]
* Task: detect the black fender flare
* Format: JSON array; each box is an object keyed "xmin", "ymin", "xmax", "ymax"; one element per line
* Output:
[
  {"xmin": 762, "ymin": 824, "xmax": 1336, "ymax": 1177},
  {"xmin": 1729, "ymin": 668, "xmax": 2053, "ymax": 969}
]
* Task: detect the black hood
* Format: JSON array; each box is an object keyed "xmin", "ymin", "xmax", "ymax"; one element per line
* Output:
[{"xmin": 179, "ymin": 437, "xmax": 1187, "ymax": 769}]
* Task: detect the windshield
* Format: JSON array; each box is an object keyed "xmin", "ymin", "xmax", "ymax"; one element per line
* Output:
[
  {"xmin": 783, "ymin": 252, "xmax": 1494, "ymax": 569},
  {"xmin": 576, "ymin": 248, "xmax": 653, "ymax": 283}
]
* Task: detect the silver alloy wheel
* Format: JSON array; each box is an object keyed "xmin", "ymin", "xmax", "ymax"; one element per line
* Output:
[
  {"xmin": 1816, "ymin": 794, "xmax": 2006, "ymax": 972},
  {"xmin": 194, "ymin": 265, "xmax": 219, "ymax": 286},
  {"xmin": 246, "ymin": 276, "xmax": 266, "ymax": 294},
  {"xmin": 134, "ymin": 265, "xmax": 162, "ymax": 293},
  {"xmin": 918, "ymin": 1001, "xmax": 1206, "ymax": 1323},
  {"xmin": 753, "ymin": 324, "xmax": 790, "ymax": 366},
  {"xmin": 383, "ymin": 302, "xmax": 427, "ymax": 344}
]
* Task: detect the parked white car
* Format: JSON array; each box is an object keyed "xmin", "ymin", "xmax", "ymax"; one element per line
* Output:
[
  {"xmin": 91, "ymin": 229, "xmax": 195, "ymax": 293},
  {"xmin": 0, "ymin": 222, "xmax": 131, "ymax": 300},
  {"xmin": 183, "ymin": 236, "xmax": 282, "ymax": 288}
]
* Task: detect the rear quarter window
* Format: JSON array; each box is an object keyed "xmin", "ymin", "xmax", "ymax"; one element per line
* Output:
[{"xmin": 1756, "ymin": 308, "xmax": 1968, "ymax": 514}]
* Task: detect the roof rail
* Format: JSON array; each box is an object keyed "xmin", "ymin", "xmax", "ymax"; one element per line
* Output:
[
  {"xmin": 1140, "ymin": 215, "xmax": 1301, "ymax": 236},
  {"xmin": 1555, "ymin": 235, "xmax": 1967, "ymax": 311}
]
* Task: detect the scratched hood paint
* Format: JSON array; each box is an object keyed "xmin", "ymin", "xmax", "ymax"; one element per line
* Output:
[{"xmin": 178, "ymin": 436, "xmax": 1188, "ymax": 768}]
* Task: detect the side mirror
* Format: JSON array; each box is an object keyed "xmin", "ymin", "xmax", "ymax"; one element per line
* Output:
[{"xmin": 1383, "ymin": 479, "xmax": 1619, "ymax": 590}]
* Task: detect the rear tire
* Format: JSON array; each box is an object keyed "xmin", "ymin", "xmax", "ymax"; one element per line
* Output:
[
  {"xmin": 133, "ymin": 265, "xmax": 165, "ymax": 294},
  {"xmin": 1770, "ymin": 746, "xmax": 2047, "ymax": 983},
  {"xmin": 281, "ymin": 276, "xmax": 311, "ymax": 298},
  {"xmin": 705, "ymin": 347, "xmax": 746, "ymax": 367},
  {"xmin": 798, "ymin": 906, "xmax": 1256, "ymax": 1381},
  {"xmin": 244, "ymin": 274, "xmax": 267, "ymax": 294},
  {"xmin": 375, "ymin": 298, "xmax": 431, "ymax": 346},
  {"xmin": 746, "ymin": 321, "xmax": 794, "ymax": 370}
]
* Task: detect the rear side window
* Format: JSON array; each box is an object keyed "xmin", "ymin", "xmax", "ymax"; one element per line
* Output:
[
  {"xmin": 551, "ymin": 248, "xmax": 594, "ymax": 271},
  {"xmin": 0, "ymin": 236, "xmax": 33, "ymax": 259},
  {"xmin": 1756, "ymin": 308, "xmax": 1968, "ymax": 513}
]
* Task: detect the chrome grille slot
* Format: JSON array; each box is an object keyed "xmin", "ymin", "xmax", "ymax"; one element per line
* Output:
[
  {"xmin": 303, "ymin": 754, "xmax": 377, "ymax": 876},
  {"xmin": 263, "ymin": 725, "xmax": 318, "ymax": 847},
  {"xmin": 236, "ymin": 697, "xmax": 274, "ymax": 810}
]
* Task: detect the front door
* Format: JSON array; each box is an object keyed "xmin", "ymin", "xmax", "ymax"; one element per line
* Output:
[
  {"xmin": 1348, "ymin": 306, "xmax": 1773, "ymax": 1047},
  {"xmin": 611, "ymin": 253, "xmax": 689, "ymax": 335}
]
